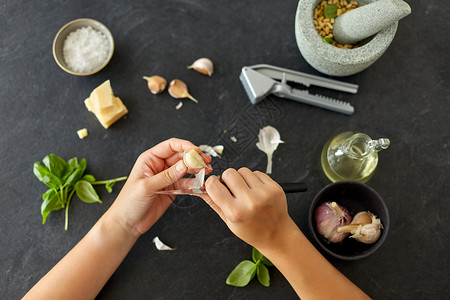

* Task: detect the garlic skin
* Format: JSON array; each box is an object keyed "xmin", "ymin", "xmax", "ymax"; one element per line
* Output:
[
  {"xmin": 188, "ymin": 58, "xmax": 213, "ymax": 76},
  {"xmin": 337, "ymin": 211, "xmax": 383, "ymax": 244},
  {"xmin": 199, "ymin": 144, "xmax": 224, "ymax": 158},
  {"xmin": 314, "ymin": 201, "xmax": 352, "ymax": 243},
  {"xmin": 256, "ymin": 126, "xmax": 284, "ymax": 174},
  {"xmin": 143, "ymin": 75, "xmax": 167, "ymax": 94},
  {"xmin": 168, "ymin": 79, "xmax": 198, "ymax": 103},
  {"xmin": 183, "ymin": 149, "xmax": 207, "ymax": 169}
]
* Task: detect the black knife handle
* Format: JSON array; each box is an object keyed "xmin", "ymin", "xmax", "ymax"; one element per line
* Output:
[{"xmin": 279, "ymin": 182, "xmax": 307, "ymax": 193}]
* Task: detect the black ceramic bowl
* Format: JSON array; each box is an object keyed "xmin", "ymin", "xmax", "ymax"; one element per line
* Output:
[{"xmin": 308, "ymin": 181, "xmax": 390, "ymax": 260}]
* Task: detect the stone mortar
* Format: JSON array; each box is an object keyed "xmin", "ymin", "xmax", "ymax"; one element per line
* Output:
[{"xmin": 295, "ymin": 0, "xmax": 398, "ymax": 77}]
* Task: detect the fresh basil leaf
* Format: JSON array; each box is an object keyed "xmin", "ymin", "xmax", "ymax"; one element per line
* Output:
[
  {"xmin": 41, "ymin": 189, "xmax": 64, "ymax": 224},
  {"xmin": 33, "ymin": 162, "xmax": 62, "ymax": 190},
  {"xmin": 252, "ymin": 248, "xmax": 273, "ymax": 266},
  {"xmin": 63, "ymin": 166, "xmax": 85, "ymax": 187},
  {"xmin": 226, "ymin": 260, "xmax": 257, "ymax": 287},
  {"xmin": 42, "ymin": 154, "xmax": 67, "ymax": 179},
  {"xmin": 324, "ymin": 4, "xmax": 338, "ymax": 19},
  {"xmin": 81, "ymin": 174, "xmax": 96, "ymax": 183},
  {"xmin": 75, "ymin": 181, "xmax": 102, "ymax": 204},
  {"xmin": 322, "ymin": 36, "xmax": 334, "ymax": 44},
  {"xmin": 257, "ymin": 264, "xmax": 270, "ymax": 287},
  {"xmin": 252, "ymin": 247, "xmax": 263, "ymax": 263}
]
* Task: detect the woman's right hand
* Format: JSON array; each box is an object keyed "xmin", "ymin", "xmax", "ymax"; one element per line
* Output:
[{"xmin": 199, "ymin": 167, "xmax": 294, "ymax": 251}]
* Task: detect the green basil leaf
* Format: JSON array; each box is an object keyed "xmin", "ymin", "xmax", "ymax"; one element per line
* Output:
[
  {"xmin": 42, "ymin": 154, "xmax": 67, "ymax": 179},
  {"xmin": 322, "ymin": 36, "xmax": 334, "ymax": 44},
  {"xmin": 226, "ymin": 260, "xmax": 257, "ymax": 287},
  {"xmin": 81, "ymin": 174, "xmax": 96, "ymax": 183},
  {"xmin": 257, "ymin": 263, "xmax": 270, "ymax": 287},
  {"xmin": 324, "ymin": 4, "xmax": 338, "ymax": 19},
  {"xmin": 75, "ymin": 181, "xmax": 102, "ymax": 204},
  {"xmin": 41, "ymin": 189, "xmax": 64, "ymax": 224},
  {"xmin": 33, "ymin": 162, "xmax": 62, "ymax": 190},
  {"xmin": 252, "ymin": 247, "xmax": 263, "ymax": 263},
  {"xmin": 252, "ymin": 248, "xmax": 273, "ymax": 266},
  {"xmin": 63, "ymin": 165, "xmax": 86, "ymax": 187}
]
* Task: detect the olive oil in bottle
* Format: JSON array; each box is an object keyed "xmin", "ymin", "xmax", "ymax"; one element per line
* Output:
[{"xmin": 321, "ymin": 131, "xmax": 390, "ymax": 183}]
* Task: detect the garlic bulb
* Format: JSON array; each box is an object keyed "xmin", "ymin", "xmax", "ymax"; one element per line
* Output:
[
  {"xmin": 188, "ymin": 58, "xmax": 213, "ymax": 76},
  {"xmin": 183, "ymin": 149, "xmax": 207, "ymax": 169},
  {"xmin": 143, "ymin": 75, "xmax": 167, "ymax": 94},
  {"xmin": 256, "ymin": 126, "xmax": 284, "ymax": 174},
  {"xmin": 314, "ymin": 201, "xmax": 352, "ymax": 243},
  {"xmin": 337, "ymin": 211, "xmax": 383, "ymax": 244}
]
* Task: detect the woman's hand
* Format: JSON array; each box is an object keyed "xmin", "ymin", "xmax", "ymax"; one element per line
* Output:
[
  {"xmin": 200, "ymin": 167, "xmax": 291, "ymax": 250},
  {"xmin": 110, "ymin": 138, "xmax": 211, "ymax": 237}
]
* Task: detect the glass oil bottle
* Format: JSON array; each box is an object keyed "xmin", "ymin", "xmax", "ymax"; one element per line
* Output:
[{"xmin": 321, "ymin": 131, "xmax": 390, "ymax": 183}]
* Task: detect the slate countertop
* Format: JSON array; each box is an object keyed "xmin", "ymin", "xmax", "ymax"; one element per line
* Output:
[{"xmin": 1, "ymin": 0, "xmax": 448, "ymax": 299}]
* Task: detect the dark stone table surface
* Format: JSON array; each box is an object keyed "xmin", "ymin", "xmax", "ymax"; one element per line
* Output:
[{"xmin": 1, "ymin": 0, "xmax": 448, "ymax": 299}]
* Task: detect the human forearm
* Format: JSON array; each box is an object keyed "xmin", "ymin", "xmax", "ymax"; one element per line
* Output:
[
  {"xmin": 258, "ymin": 218, "xmax": 370, "ymax": 300},
  {"xmin": 24, "ymin": 209, "xmax": 138, "ymax": 300}
]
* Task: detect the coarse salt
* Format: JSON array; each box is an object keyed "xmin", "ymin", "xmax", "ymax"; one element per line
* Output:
[{"xmin": 63, "ymin": 26, "xmax": 110, "ymax": 74}]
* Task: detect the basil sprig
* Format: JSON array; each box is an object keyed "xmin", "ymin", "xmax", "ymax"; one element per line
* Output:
[
  {"xmin": 226, "ymin": 247, "xmax": 274, "ymax": 287},
  {"xmin": 33, "ymin": 154, "xmax": 127, "ymax": 230}
]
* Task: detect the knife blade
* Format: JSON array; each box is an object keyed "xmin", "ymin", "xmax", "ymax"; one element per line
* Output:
[{"xmin": 153, "ymin": 182, "xmax": 307, "ymax": 195}]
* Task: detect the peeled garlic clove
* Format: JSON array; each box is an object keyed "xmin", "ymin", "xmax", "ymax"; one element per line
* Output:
[
  {"xmin": 187, "ymin": 58, "xmax": 213, "ymax": 76},
  {"xmin": 143, "ymin": 75, "xmax": 167, "ymax": 94},
  {"xmin": 183, "ymin": 149, "xmax": 207, "ymax": 169},
  {"xmin": 168, "ymin": 79, "xmax": 198, "ymax": 103}
]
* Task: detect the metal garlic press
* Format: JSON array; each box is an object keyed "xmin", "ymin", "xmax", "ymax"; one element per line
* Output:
[{"xmin": 240, "ymin": 64, "xmax": 358, "ymax": 115}]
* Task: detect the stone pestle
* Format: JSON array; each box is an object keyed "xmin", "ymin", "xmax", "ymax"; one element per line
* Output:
[{"xmin": 333, "ymin": 0, "xmax": 411, "ymax": 45}]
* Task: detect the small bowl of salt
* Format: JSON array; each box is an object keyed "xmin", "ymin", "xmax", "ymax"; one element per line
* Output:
[{"xmin": 53, "ymin": 18, "xmax": 114, "ymax": 76}]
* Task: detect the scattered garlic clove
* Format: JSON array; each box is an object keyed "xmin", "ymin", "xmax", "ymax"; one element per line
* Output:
[
  {"xmin": 143, "ymin": 75, "xmax": 167, "ymax": 94},
  {"xmin": 183, "ymin": 148, "xmax": 207, "ymax": 169},
  {"xmin": 187, "ymin": 58, "xmax": 214, "ymax": 76},
  {"xmin": 168, "ymin": 79, "xmax": 198, "ymax": 103},
  {"xmin": 152, "ymin": 236, "xmax": 175, "ymax": 251}
]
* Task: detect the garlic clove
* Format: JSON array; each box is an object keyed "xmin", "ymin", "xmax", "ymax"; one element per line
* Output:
[
  {"xmin": 187, "ymin": 58, "xmax": 214, "ymax": 76},
  {"xmin": 143, "ymin": 75, "xmax": 167, "ymax": 94},
  {"xmin": 183, "ymin": 148, "xmax": 207, "ymax": 169},
  {"xmin": 168, "ymin": 79, "xmax": 198, "ymax": 103}
]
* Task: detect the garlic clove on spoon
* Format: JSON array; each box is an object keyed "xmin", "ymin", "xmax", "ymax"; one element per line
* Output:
[
  {"xmin": 168, "ymin": 79, "xmax": 198, "ymax": 103},
  {"xmin": 143, "ymin": 75, "xmax": 167, "ymax": 94},
  {"xmin": 188, "ymin": 58, "xmax": 213, "ymax": 76}
]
